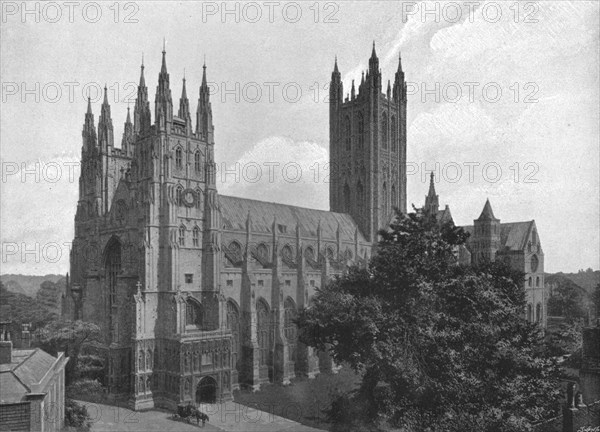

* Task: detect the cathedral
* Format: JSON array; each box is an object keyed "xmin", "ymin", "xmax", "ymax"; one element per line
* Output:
[
  {"xmin": 63, "ymin": 43, "xmax": 407, "ymax": 410},
  {"xmin": 63, "ymin": 42, "xmax": 544, "ymax": 411}
]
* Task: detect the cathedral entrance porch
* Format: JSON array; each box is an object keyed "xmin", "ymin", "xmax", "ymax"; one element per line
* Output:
[{"xmin": 196, "ymin": 376, "xmax": 217, "ymax": 404}]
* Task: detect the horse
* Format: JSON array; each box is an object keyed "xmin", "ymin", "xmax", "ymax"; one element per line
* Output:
[{"xmin": 192, "ymin": 408, "xmax": 209, "ymax": 427}]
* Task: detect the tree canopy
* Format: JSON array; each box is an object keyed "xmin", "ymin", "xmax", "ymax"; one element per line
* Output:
[{"xmin": 297, "ymin": 210, "xmax": 562, "ymax": 431}]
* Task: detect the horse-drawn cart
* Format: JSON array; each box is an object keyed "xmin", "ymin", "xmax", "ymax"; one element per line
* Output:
[{"xmin": 171, "ymin": 403, "xmax": 209, "ymax": 427}]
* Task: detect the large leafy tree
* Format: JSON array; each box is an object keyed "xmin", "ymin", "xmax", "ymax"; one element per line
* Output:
[
  {"xmin": 35, "ymin": 320, "xmax": 101, "ymax": 384},
  {"xmin": 297, "ymin": 210, "xmax": 562, "ymax": 431}
]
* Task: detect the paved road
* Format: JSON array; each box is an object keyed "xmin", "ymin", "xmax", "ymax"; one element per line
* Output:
[{"xmin": 78, "ymin": 400, "xmax": 324, "ymax": 432}]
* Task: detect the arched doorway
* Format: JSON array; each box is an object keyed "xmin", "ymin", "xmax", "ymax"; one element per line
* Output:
[{"xmin": 196, "ymin": 376, "xmax": 217, "ymax": 404}]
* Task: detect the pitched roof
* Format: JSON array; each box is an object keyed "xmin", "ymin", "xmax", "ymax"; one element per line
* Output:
[
  {"xmin": 219, "ymin": 195, "xmax": 366, "ymax": 243},
  {"xmin": 0, "ymin": 348, "xmax": 62, "ymax": 403},
  {"xmin": 437, "ymin": 206, "xmax": 453, "ymax": 225},
  {"xmin": 463, "ymin": 221, "xmax": 534, "ymax": 252},
  {"xmin": 476, "ymin": 199, "xmax": 498, "ymax": 221}
]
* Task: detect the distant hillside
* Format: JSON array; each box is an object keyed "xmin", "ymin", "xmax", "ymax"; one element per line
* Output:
[
  {"xmin": 0, "ymin": 274, "xmax": 64, "ymax": 297},
  {"xmin": 552, "ymin": 269, "xmax": 599, "ymax": 295}
]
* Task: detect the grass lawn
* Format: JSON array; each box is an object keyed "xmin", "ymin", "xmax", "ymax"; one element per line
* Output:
[{"xmin": 233, "ymin": 366, "xmax": 362, "ymax": 431}]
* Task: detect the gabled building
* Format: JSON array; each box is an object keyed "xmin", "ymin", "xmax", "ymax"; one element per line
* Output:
[
  {"xmin": 423, "ymin": 174, "xmax": 547, "ymax": 327},
  {"xmin": 0, "ymin": 327, "xmax": 68, "ymax": 432}
]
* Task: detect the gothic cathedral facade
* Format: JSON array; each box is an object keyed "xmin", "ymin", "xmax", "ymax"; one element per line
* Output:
[{"xmin": 63, "ymin": 44, "xmax": 407, "ymax": 410}]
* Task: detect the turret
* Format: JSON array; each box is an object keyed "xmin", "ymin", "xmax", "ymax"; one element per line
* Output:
[
  {"xmin": 329, "ymin": 57, "xmax": 343, "ymax": 106},
  {"xmin": 155, "ymin": 42, "xmax": 173, "ymax": 131},
  {"xmin": 178, "ymin": 75, "xmax": 191, "ymax": 125},
  {"xmin": 97, "ymin": 86, "xmax": 114, "ymax": 150},
  {"xmin": 121, "ymin": 106, "xmax": 133, "ymax": 156},
  {"xmin": 424, "ymin": 172, "xmax": 439, "ymax": 217},
  {"xmin": 134, "ymin": 56, "xmax": 151, "ymax": 136},
  {"xmin": 82, "ymin": 97, "xmax": 97, "ymax": 152},
  {"xmin": 472, "ymin": 199, "xmax": 501, "ymax": 264},
  {"xmin": 368, "ymin": 41, "xmax": 381, "ymax": 91},
  {"xmin": 196, "ymin": 61, "xmax": 214, "ymax": 143},
  {"xmin": 393, "ymin": 52, "xmax": 405, "ymax": 103}
]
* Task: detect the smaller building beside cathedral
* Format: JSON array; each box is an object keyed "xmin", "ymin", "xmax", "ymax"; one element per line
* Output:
[{"xmin": 422, "ymin": 173, "xmax": 547, "ymax": 328}]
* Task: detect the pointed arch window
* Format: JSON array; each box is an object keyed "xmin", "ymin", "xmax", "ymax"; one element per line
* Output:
[
  {"xmin": 381, "ymin": 113, "xmax": 388, "ymax": 149},
  {"xmin": 227, "ymin": 300, "xmax": 240, "ymax": 371},
  {"xmin": 391, "ymin": 116, "xmax": 397, "ymax": 152},
  {"xmin": 391, "ymin": 184, "xmax": 398, "ymax": 210},
  {"xmin": 175, "ymin": 147, "xmax": 183, "ymax": 169},
  {"xmin": 186, "ymin": 298, "xmax": 203, "ymax": 328},
  {"xmin": 284, "ymin": 298, "xmax": 297, "ymax": 362},
  {"xmin": 256, "ymin": 299, "xmax": 271, "ymax": 367},
  {"xmin": 105, "ymin": 237, "xmax": 121, "ymax": 310},
  {"xmin": 176, "ymin": 185, "xmax": 184, "ymax": 206},
  {"xmin": 357, "ymin": 112, "xmax": 365, "ymax": 151},
  {"xmin": 192, "ymin": 226, "xmax": 200, "ymax": 247},
  {"xmin": 194, "ymin": 151, "xmax": 202, "ymax": 175},
  {"xmin": 382, "ymin": 182, "xmax": 388, "ymax": 220},
  {"xmin": 343, "ymin": 183, "xmax": 351, "ymax": 213},
  {"xmin": 357, "ymin": 181, "xmax": 365, "ymax": 221},
  {"xmin": 179, "ymin": 225, "xmax": 186, "ymax": 246},
  {"xmin": 344, "ymin": 116, "xmax": 351, "ymax": 151}
]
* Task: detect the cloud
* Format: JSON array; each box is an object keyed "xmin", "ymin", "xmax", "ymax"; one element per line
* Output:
[{"xmin": 217, "ymin": 136, "xmax": 329, "ymax": 211}]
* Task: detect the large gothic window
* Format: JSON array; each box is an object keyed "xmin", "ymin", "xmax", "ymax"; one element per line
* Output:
[
  {"xmin": 193, "ymin": 226, "xmax": 200, "ymax": 247},
  {"xmin": 531, "ymin": 255, "xmax": 539, "ymax": 272},
  {"xmin": 381, "ymin": 113, "xmax": 388, "ymax": 149},
  {"xmin": 194, "ymin": 151, "xmax": 202, "ymax": 174},
  {"xmin": 176, "ymin": 186, "xmax": 184, "ymax": 206},
  {"xmin": 256, "ymin": 299, "xmax": 271, "ymax": 367},
  {"xmin": 343, "ymin": 183, "xmax": 351, "ymax": 213},
  {"xmin": 344, "ymin": 116, "xmax": 351, "ymax": 151},
  {"xmin": 105, "ymin": 237, "xmax": 121, "ymax": 309},
  {"xmin": 284, "ymin": 297, "xmax": 297, "ymax": 363},
  {"xmin": 357, "ymin": 181, "xmax": 365, "ymax": 222},
  {"xmin": 536, "ymin": 303, "xmax": 542, "ymax": 323},
  {"xmin": 186, "ymin": 299, "xmax": 203, "ymax": 328},
  {"xmin": 382, "ymin": 182, "xmax": 388, "ymax": 220},
  {"xmin": 179, "ymin": 225, "xmax": 186, "ymax": 246},
  {"xmin": 226, "ymin": 300, "xmax": 240, "ymax": 372},
  {"xmin": 357, "ymin": 112, "xmax": 365, "ymax": 151},
  {"xmin": 175, "ymin": 147, "xmax": 183, "ymax": 169},
  {"xmin": 391, "ymin": 115, "xmax": 398, "ymax": 152}
]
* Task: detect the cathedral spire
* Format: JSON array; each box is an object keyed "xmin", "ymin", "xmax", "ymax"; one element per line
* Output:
[
  {"xmin": 98, "ymin": 86, "xmax": 114, "ymax": 149},
  {"xmin": 134, "ymin": 56, "xmax": 151, "ymax": 136},
  {"xmin": 155, "ymin": 43, "xmax": 173, "ymax": 130},
  {"xmin": 178, "ymin": 75, "xmax": 191, "ymax": 128},
  {"xmin": 161, "ymin": 38, "xmax": 167, "ymax": 73},
  {"xmin": 196, "ymin": 60, "xmax": 213, "ymax": 141},
  {"xmin": 371, "ymin": 41, "xmax": 377, "ymax": 59},
  {"xmin": 393, "ymin": 51, "xmax": 405, "ymax": 102},
  {"xmin": 428, "ymin": 171, "xmax": 435, "ymax": 196},
  {"xmin": 82, "ymin": 97, "xmax": 97, "ymax": 151},
  {"xmin": 121, "ymin": 105, "xmax": 134, "ymax": 156},
  {"xmin": 139, "ymin": 54, "xmax": 146, "ymax": 86},
  {"xmin": 424, "ymin": 172, "xmax": 439, "ymax": 218}
]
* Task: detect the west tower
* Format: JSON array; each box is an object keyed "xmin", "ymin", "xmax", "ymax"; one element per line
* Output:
[{"xmin": 329, "ymin": 44, "xmax": 407, "ymax": 242}]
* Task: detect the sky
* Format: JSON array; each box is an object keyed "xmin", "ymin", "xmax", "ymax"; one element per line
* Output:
[{"xmin": 1, "ymin": 1, "xmax": 598, "ymax": 275}]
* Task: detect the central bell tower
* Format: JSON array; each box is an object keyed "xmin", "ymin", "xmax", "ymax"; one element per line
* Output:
[{"xmin": 329, "ymin": 43, "xmax": 407, "ymax": 242}]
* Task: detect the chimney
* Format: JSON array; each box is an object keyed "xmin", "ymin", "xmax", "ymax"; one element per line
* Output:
[
  {"xmin": 21, "ymin": 323, "xmax": 31, "ymax": 349},
  {"xmin": 0, "ymin": 328, "xmax": 12, "ymax": 364}
]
